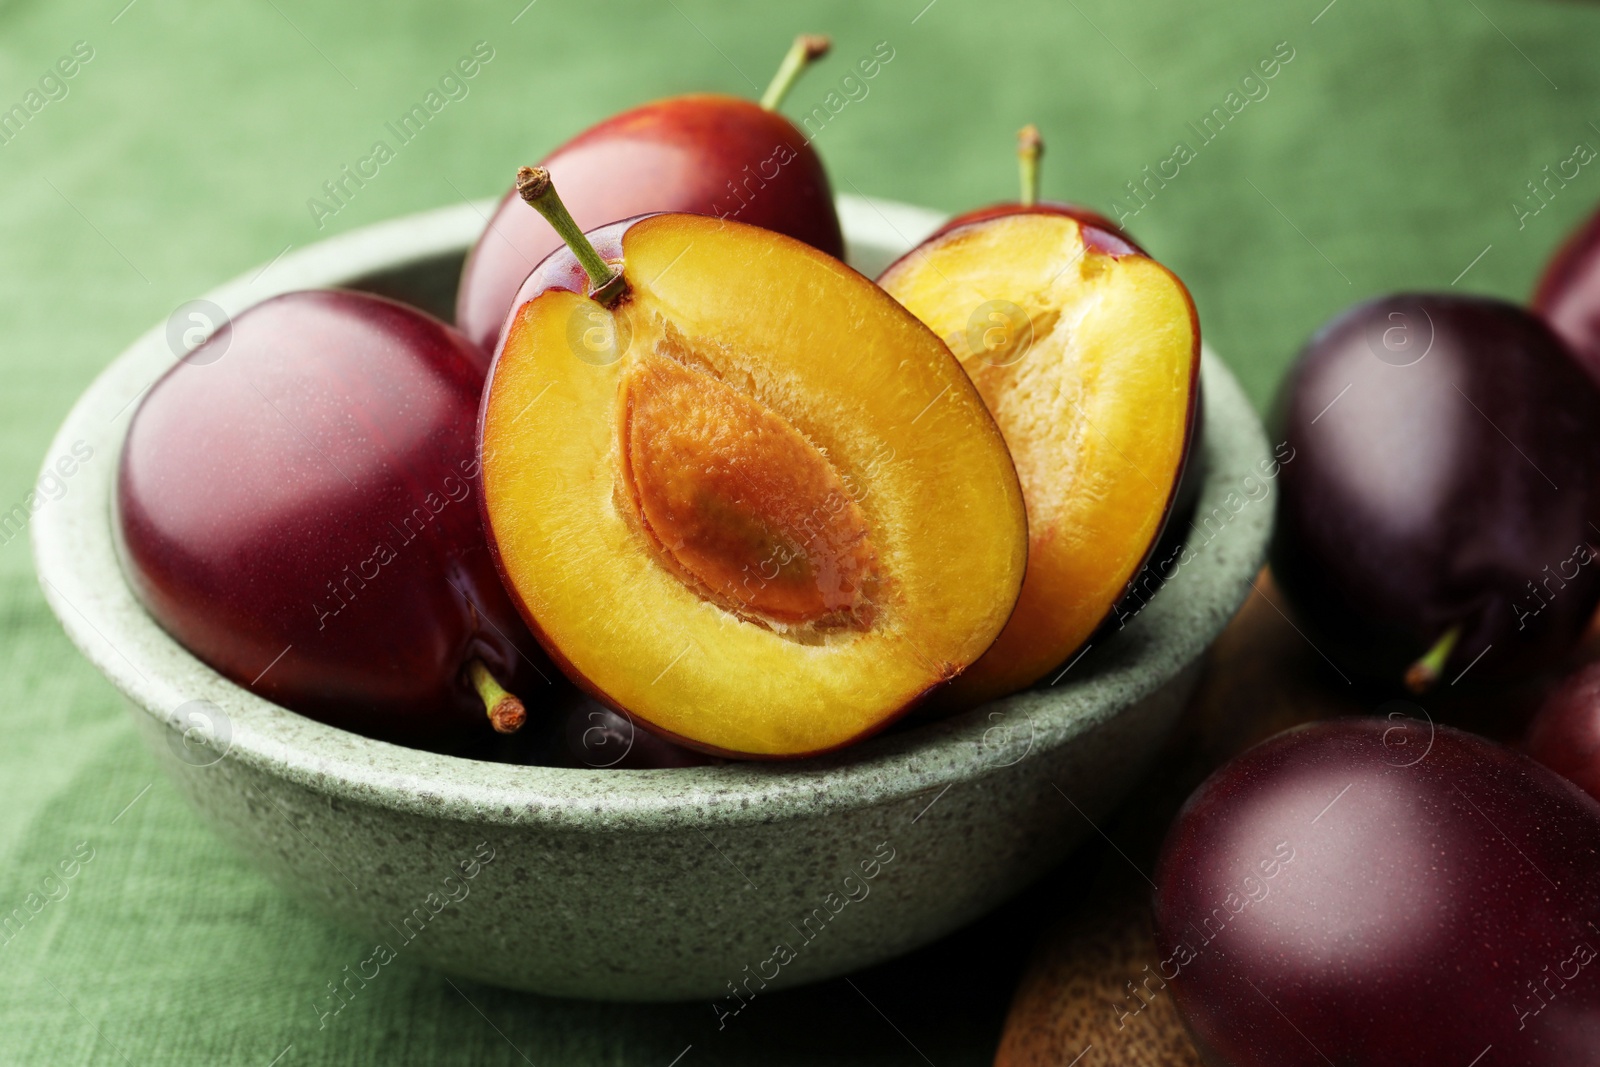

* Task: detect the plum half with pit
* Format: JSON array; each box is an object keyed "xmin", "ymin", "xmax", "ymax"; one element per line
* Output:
[
  {"xmin": 1271, "ymin": 293, "xmax": 1600, "ymax": 691},
  {"xmin": 476, "ymin": 169, "xmax": 1028, "ymax": 758}
]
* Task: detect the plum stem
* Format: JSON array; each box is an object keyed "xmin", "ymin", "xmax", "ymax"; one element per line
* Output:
[
  {"xmin": 760, "ymin": 34, "xmax": 831, "ymax": 111},
  {"xmin": 1404, "ymin": 626, "xmax": 1462, "ymax": 694},
  {"xmin": 1018, "ymin": 124, "xmax": 1043, "ymax": 208},
  {"xmin": 469, "ymin": 660, "xmax": 525, "ymax": 735},
  {"xmin": 515, "ymin": 166, "xmax": 629, "ymax": 307}
]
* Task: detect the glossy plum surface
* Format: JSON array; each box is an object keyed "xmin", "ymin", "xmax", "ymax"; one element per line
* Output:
[
  {"xmin": 1155, "ymin": 718, "xmax": 1600, "ymax": 1067},
  {"xmin": 1528, "ymin": 660, "xmax": 1600, "ymax": 802},
  {"xmin": 118, "ymin": 290, "xmax": 542, "ymax": 746},
  {"xmin": 1271, "ymin": 293, "xmax": 1600, "ymax": 687},
  {"xmin": 455, "ymin": 95, "xmax": 843, "ymax": 353},
  {"xmin": 1533, "ymin": 204, "xmax": 1600, "ymax": 377}
]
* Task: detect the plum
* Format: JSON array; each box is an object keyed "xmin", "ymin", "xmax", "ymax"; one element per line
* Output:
[
  {"xmin": 1534, "ymin": 203, "xmax": 1600, "ymax": 378},
  {"xmin": 1154, "ymin": 717, "xmax": 1600, "ymax": 1066},
  {"xmin": 454, "ymin": 35, "xmax": 843, "ymax": 353},
  {"xmin": 1271, "ymin": 293, "xmax": 1600, "ymax": 690},
  {"xmin": 118, "ymin": 291, "xmax": 543, "ymax": 746},
  {"xmin": 1528, "ymin": 660, "xmax": 1600, "ymax": 802}
]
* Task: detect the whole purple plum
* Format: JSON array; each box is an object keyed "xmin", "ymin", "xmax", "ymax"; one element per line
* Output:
[
  {"xmin": 1155, "ymin": 717, "xmax": 1600, "ymax": 1066},
  {"xmin": 1271, "ymin": 293, "xmax": 1600, "ymax": 691}
]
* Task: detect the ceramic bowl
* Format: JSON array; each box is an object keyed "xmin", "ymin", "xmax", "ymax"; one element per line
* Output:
[{"xmin": 33, "ymin": 196, "xmax": 1270, "ymax": 1001}]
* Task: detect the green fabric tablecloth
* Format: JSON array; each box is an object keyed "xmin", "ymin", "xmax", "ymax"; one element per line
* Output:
[{"xmin": 3, "ymin": 0, "xmax": 1596, "ymax": 1062}]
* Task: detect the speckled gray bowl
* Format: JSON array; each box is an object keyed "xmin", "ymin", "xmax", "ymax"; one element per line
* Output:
[{"xmin": 34, "ymin": 196, "xmax": 1270, "ymax": 1001}]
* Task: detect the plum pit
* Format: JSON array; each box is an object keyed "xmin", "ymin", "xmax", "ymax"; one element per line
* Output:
[{"xmin": 619, "ymin": 351, "xmax": 879, "ymax": 629}]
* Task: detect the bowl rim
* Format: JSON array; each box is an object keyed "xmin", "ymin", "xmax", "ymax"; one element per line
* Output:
[{"xmin": 32, "ymin": 194, "xmax": 1271, "ymax": 831}]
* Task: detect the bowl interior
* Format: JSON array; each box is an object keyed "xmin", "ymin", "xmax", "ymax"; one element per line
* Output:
[{"xmin": 32, "ymin": 195, "xmax": 1271, "ymax": 831}]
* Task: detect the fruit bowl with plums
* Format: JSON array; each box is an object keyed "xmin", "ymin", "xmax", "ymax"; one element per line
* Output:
[{"xmin": 30, "ymin": 37, "xmax": 1271, "ymax": 1000}]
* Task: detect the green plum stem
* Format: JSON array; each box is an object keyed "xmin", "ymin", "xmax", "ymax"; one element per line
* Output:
[
  {"xmin": 1018, "ymin": 124, "xmax": 1043, "ymax": 208},
  {"xmin": 469, "ymin": 660, "xmax": 525, "ymax": 735},
  {"xmin": 515, "ymin": 166, "xmax": 629, "ymax": 306},
  {"xmin": 1404, "ymin": 626, "xmax": 1462, "ymax": 694},
  {"xmin": 759, "ymin": 33, "xmax": 831, "ymax": 111}
]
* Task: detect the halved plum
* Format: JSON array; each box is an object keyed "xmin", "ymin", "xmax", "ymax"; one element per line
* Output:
[
  {"xmin": 880, "ymin": 213, "xmax": 1200, "ymax": 706},
  {"xmin": 480, "ymin": 208, "xmax": 1028, "ymax": 758}
]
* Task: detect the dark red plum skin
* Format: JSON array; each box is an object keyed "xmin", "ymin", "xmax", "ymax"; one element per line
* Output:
[
  {"xmin": 1528, "ymin": 660, "xmax": 1600, "ymax": 802},
  {"xmin": 454, "ymin": 94, "xmax": 843, "ymax": 353},
  {"xmin": 1154, "ymin": 718, "xmax": 1600, "ymax": 1067},
  {"xmin": 117, "ymin": 290, "xmax": 545, "ymax": 747},
  {"xmin": 1270, "ymin": 293, "xmax": 1600, "ymax": 688},
  {"xmin": 1534, "ymin": 206, "xmax": 1600, "ymax": 380},
  {"xmin": 478, "ymin": 214, "xmax": 947, "ymax": 759}
]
